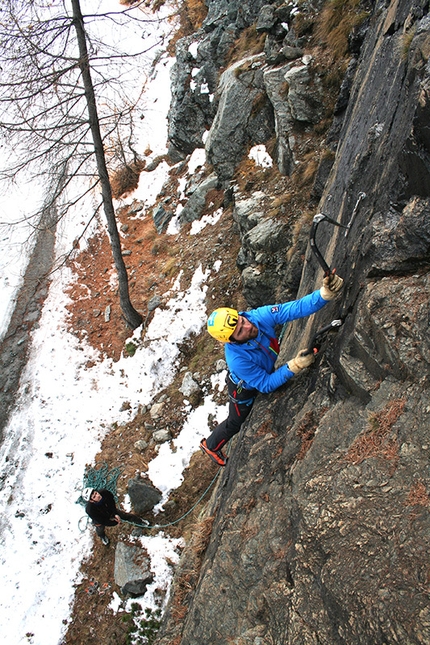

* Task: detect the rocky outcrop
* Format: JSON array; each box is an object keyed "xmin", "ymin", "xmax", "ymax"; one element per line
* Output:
[
  {"xmin": 205, "ymin": 53, "xmax": 275, "ymax": 181},
  {"xmin": 178, "ymin": 172, "xmax": 220, "ymax": 224},
  {"xmin": 233, "ymin": 190, "xmax": 300, "ymax": 307},
  {"xmin": 128, "ymin": 477, "xmax": 162, "ymax": 513},
  {"xmin": 157, "ymin": 1, "xmax": 430, "ymax": 644},
  {"xmin": 168, "ymin": 0, "xmax": 331, "ymax": 183}
]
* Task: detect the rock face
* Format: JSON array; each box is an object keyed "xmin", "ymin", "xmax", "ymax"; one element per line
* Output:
[
  {"xmin": 168, "ymin": 0, "xmax": 327, "ymax": 182},
  {"xmin": 157, "ymin": 1, "xmax": 430, "ymax": 644},
  {"xmin": 205, "ymin": 53, "xmax": 275, "ymax": 181}
]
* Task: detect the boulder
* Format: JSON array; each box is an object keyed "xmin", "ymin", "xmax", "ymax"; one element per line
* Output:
[
  {"xmin": 150, "ymin": 402, "xmax": 164, "ymax": 419},
  {"xmin": 114, "ymin": 542, "xmax": 154, "ymax": 596},
  {"xmin": 152, "ymin": 203, "xmax": 173, "ymax": 234},
  {"xmin": 127, "ymin": 478, "xmax": 162, "ymax": 514},
  {"xmin": 178, "ymin": 173, "xmax": 220, "ymax": 224},
  {"xmin": 153, "ymin": 429, "xmax": 172, "ymax": 444},
  {"xmin": 122, "ymin": 575, "xmax": 154, "ymax": 598},
  {"xmin": 232, "ymin": 191, "xmax": 266, "ymax": 234},
  {"xmin": 263, "ymin": 64, "xmax": 296, "ymax": 175},
  {"xmin": 147, "ymin": 295, "xmax": 162, "ymax": 312},
  {"xmin": 242, "ymin": 218, "xmax": 289, "ymax": 255},
  {"xmin": 168, "ymin": 34, "xmax": 215, "ymax": 155},
  {"xmin": 205, "ymin": 54, "xmax": 274, "ymax": 181},
  {"xmin": 179, "ymin": 371, "xmax": 201, "ymax": 397},
  {"xmin": 284, "ymin": 61, "xmax": 324, "ymax": 124},
  {"xmin": 256, "ymin": 5, "xmax": 276, "ymax": 32}
]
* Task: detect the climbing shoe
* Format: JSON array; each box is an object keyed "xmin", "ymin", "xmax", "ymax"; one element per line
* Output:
[
  {"xmin": 101, "ymin": 536, "xmax": 110, "ymax": 546},
  {"xmin": 200, "ymin": 439, "xmax": 227, "ymax": 467}
]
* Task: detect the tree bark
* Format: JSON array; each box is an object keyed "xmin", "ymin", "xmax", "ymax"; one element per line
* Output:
[{"xmin": 71, "ymin": 0, "xmax": 142, "ymax": 330}]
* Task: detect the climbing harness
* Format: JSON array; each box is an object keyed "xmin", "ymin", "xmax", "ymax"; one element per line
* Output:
[{"xmin": 309, "ymin": 212, "xmax": 348, "ymax": 275}]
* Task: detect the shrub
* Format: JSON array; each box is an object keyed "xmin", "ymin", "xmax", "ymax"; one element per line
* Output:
[
  {"xmin": 167, "ymin": 0, "xmax": 208, "ymax": 53},
  {"xmin": 110, "ymin": 159, "xmax": 146, "ymax": 199},
  {"xmin": 124, "ymin": 604, "xmax": 162, "ymax": 645}
]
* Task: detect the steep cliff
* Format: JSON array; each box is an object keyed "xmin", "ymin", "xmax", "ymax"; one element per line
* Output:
[{"xmin": 157, "ymin": 1, "xmax": 430, "ymax": 644}]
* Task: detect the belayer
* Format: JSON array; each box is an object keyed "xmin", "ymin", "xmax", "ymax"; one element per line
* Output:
[
  {"xmin": 200, "ymin": 273, "xmax": 343, "ymax": 466},
  {"xmin": 82, "ymin": 487, "xmax": 146, "ymax": 546}
]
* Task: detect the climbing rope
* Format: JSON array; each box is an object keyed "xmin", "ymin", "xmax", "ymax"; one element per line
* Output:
[
  {"xmin": 124, "ymin": 467, "xmax": 222, "ymax": 530},
  {"xmin": 76, "ymin": 462, "xmax": 122, "ymax": 507},
  {"xmin": 78, "ymin": 460, "xmax": 223, "ymax": 532}
]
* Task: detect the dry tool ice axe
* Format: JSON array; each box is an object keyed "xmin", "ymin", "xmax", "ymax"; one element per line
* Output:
[
  {"xmin": 305, "ymin": 209, "xmax": 349, "ymax": 354},
  {"xmin": 305, "ymin": 194, "xmax": 366, "ymax": 355}
]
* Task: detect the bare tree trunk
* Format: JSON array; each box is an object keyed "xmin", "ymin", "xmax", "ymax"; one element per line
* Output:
[{"xmin": 71, "ymin": 0, "xmax": 142, "ymax": 330}]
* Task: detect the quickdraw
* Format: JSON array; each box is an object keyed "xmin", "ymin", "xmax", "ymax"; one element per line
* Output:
[{"xmin": 304, "ymin": 319, "xmax": 343, "ymax": 355}]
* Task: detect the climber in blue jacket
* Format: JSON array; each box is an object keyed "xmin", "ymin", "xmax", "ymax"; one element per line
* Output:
[{"xmin": 200, "ymin": 273, "xmax": 343, "ymax": 466}]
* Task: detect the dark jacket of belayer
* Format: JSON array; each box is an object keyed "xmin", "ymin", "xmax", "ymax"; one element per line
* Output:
[
  {"xmin": 225, "ymin": 290, "xmax": 327, "ymax": 393},
  {"xmin": 85, "ymin": 489, "xmax": 119, "ymax": 527}
]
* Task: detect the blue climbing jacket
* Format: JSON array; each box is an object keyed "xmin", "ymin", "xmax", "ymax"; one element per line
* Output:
[{"xmin": 225, "ymin": 290, "xmax": 327, "ymax": 394}]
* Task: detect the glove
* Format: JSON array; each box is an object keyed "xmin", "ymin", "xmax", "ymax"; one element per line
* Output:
[
  {"xmin": 287, "ymin": 349, "xmax": 315, "ymax": 374},
  {"xmin": 320, "ymin": 273, "xmax": 344, "ymax": 300}
]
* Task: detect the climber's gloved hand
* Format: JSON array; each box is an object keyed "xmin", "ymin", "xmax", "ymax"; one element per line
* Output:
[
  {"xmin": 287, "ymin": 349, "xmax": 315, "ymax": 374},
  {"xmin": 320, "ymin": 272, "xmax": 344, "ymax": 300}
]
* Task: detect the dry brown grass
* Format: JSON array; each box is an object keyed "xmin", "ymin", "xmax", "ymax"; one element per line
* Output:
[
  {"xmin": 345, "ymin": 399, "xmax": 406, "ymax": 465},
  {"xmin": 234, "ymin": 157, "xmax": 276, "ymax": 193},
  {"xmin": 110, "ymin": 159, "xmax": 146, "ymax": 199},
  {"xmin": 296, "ymin": 153, "xmax": 319, "ymax": 187},
  {"xmin": 255, "ymin": 420, "xmax": 276, "ymax": 438},
  {"xmin": 405, "ymin": 480, "xmax": 430, "ymax": 521},
  {"xmin": 402, "ymin": 27, "xmax": 416, "ymax": 60},
  {"xmin": 296, "ymin": 411, "xmax": 317, "ymax": 460},
  {"xmin": 225, "ymin": 26, "xmax": 265, "ymax": 67},
  {"xmin": 191, "ymin": 516, "xmax": 215, "ymax": 556},
  {"xmin": 295, "ymin": 407, "xmax": 328, "ymax": 460},
  {"xmin": 315, "ymin": 0, "xmax": 369, "ymax": 60},
  {"xmin": 167, "ymin": 515, "xmax": 215, "ymax": 625},
  {"xmin": 167, "ymin": 0, "xmax": 208, "ymax": 53},
  {"xmin": 405, "ymin": 480, "xmax": 430, "ymax": 507}
]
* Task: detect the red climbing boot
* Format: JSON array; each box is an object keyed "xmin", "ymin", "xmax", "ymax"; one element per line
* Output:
[{"xmin": 200, "ymin": 439, "xmax": 227, "ymax": 466}]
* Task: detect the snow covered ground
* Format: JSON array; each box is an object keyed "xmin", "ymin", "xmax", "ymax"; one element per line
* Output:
[
  {"xmin": 0, "ymin": 3, "xmax": 276, "ymax": 641},
  {"xmin": 0, "ymin": 2, "xmax": 228, "ymax": 643}
]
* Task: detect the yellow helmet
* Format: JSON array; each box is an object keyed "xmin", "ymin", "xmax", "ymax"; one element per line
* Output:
[{"xmin": 207, "ymin": 307, "xmax": 239, "ymax": 343}]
